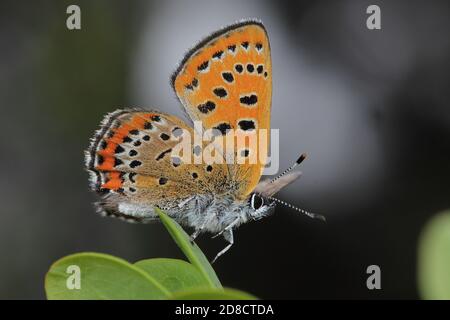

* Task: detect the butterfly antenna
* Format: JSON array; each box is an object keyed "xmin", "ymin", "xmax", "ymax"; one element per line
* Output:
[
  {"xmin": 268, "ymin": 196, "xmax": 326, "ymax": 222},
  {"xmin": 269, "ymin": 153, "xmax": 307, "ymax": 184}
]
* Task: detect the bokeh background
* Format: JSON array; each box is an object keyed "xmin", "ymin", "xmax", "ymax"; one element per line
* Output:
[{"xmin": 1, "ymin": 0, "xmax": 450, "ymax": 299}]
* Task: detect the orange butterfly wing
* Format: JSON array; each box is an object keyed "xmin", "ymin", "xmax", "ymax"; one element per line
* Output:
[{"xmin": 172, "ymin": 20, "xmax": 272, "ymax": 199}]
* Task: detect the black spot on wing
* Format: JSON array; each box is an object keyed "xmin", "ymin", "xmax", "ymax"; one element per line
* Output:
[
  {"xmin": 185, "ymin": 78, "xmax": 198, "ymax": 91},
  {"xmin": 197, "ymin": 101, "xmax": 216, "ymax": 114},
  {"xmin": 213, "ymin": 87, "xmax": 227, "ymax": 98},
  {"xmin": 159, "ymin": 177, "xmax": 168, "ymax": 185},
  {"xmin": 116, "ymin": 188, "xmax": 125, "ymax": 194},
  {"xmin": 246, "ymin": 64, "xmax": 254, "ymax": 73},
  {"xmin": 100, "ymin": 140, "xmax": 107, "ymax": 150},
  {"xmin": 129, "ymin": 160, "xmax": 142, "ymax": 168},
  {"xmin": 222, "ymin": 72, "xmax": 234, "ymax": 83},
  {"xmin": 197, "ymin": 60, "xmax": 209, "ymax": 71},
  {"xmin": 151, "ymin": 115, "xmax": 161, "ymax": 122},
  {"xmin": 129, "ymin": 150, "xmax": 138, "ymax": 157},
  {"xmin": 240, "ymin": 94, "xmax": 258, "ymax": 106},
  {"xmin": 241, "ymin": 149, "xmax": 250, "ymax": 157},
  {"xmin": 257, "ymin": 65, "xmax": 264, "ymax": 74},
  {"xmin": 114, "ymin": 158, "xmax": 123, "ymax": 167},
  {"xmin": 212, "ymin": 50, "xmax": 224, "ymax": 59},
  {"xmin": 228, "ymin": 44, "xmax": 236, "ymax": 53},
  {"xmin": 106, "ymin": 130, "xmax": 115, "ymax": 139},
  {"xmin": 115, "ymin": 145, "xmax": 125, "ymax": 154},
  {"xmin": 213, "ymin": 123, "xmax": 232, "ymax": 136},
  {"xmin": 235, "ymin": 64, "xmax": 243, "ymax": 73},
  {"xmin": 160, "ymin": 133, "xmax": 170, "ymax": 141},
  {"xmin": 156, "ymin": 148, "xmax": 172, "ymax": 161},
  {"xmin": 238, "ymin": 120, "xmax": 256, "ymax": 131}
]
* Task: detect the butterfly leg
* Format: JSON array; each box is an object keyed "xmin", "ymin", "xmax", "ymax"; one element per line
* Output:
[
  {"xmin": 211, "ymin": 229, "xmax": 234, "ymax": 264},
  {"xmin": 212, "ymin": 217, "xmax": 240, "ymax": 239},
  {"xmin": 189, "ymin": 218, "xmax": 209, "ymax": 243},
  {"xmin": 189, "ymin": 227, "xmax": 203, "ymax": 243}
]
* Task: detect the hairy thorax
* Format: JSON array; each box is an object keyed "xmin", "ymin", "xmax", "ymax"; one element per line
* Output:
[{"xmin": 168, "ymin": 193, "xmax": 251, "ymax": 233}]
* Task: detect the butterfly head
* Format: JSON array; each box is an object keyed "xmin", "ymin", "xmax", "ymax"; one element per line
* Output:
[
  {"xmin": 244, "ymin": 154, "xmax": 326, "ymax": 222},
  {"xmin": 246, "ymin": 193, "xmax": 276, "ymax": 221}
]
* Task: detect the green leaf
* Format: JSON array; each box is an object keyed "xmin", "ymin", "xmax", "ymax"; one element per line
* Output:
[
  {"xmin": 155, "ymin": 207, "xmax": 222, "ymax": 288},
  {"xmin": 134, "ymin": 258, "xmax": 211, "ymax": 293},
  {"xmin": 45, "ymin": 252, "xmax": 170, "ymax": 300},
  {"xmin": 418, "ymin": 211, "xmax": 450, "ymax": 299},
  {"xmin": 171, "ymin": 287, "xmax": 257, "ymax": 300}
]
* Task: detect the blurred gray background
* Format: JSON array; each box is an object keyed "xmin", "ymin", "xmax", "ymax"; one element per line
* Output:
[{"xmin": 1, "ymin": 0, "xmax": 450, "ymax": 299}]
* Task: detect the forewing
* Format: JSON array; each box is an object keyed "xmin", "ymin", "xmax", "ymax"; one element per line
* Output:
[{"xmin": 172, "ymin": 20, "xmax": 272, "ymax": 199}]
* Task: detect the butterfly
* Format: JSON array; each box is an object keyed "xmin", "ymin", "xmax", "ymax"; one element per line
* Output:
[{"xmin": 85, "ymin": 19, "xmax": 324, "ymax": 262}]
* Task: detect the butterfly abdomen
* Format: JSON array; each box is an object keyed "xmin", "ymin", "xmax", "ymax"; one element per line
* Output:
[{"xmin": 167, "ymin": 193, "xmax": 251, "ymax": 233}]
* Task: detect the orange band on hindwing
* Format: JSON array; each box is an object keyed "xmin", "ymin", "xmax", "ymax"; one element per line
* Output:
[{"xmin": 93, "ymin": 113, "xmax": 159, "ymax": 191}]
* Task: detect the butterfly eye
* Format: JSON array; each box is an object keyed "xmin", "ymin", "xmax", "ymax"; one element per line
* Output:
[{"xmin": 250, "ymin": 193, "xmax": 264, "ymax": 210}]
